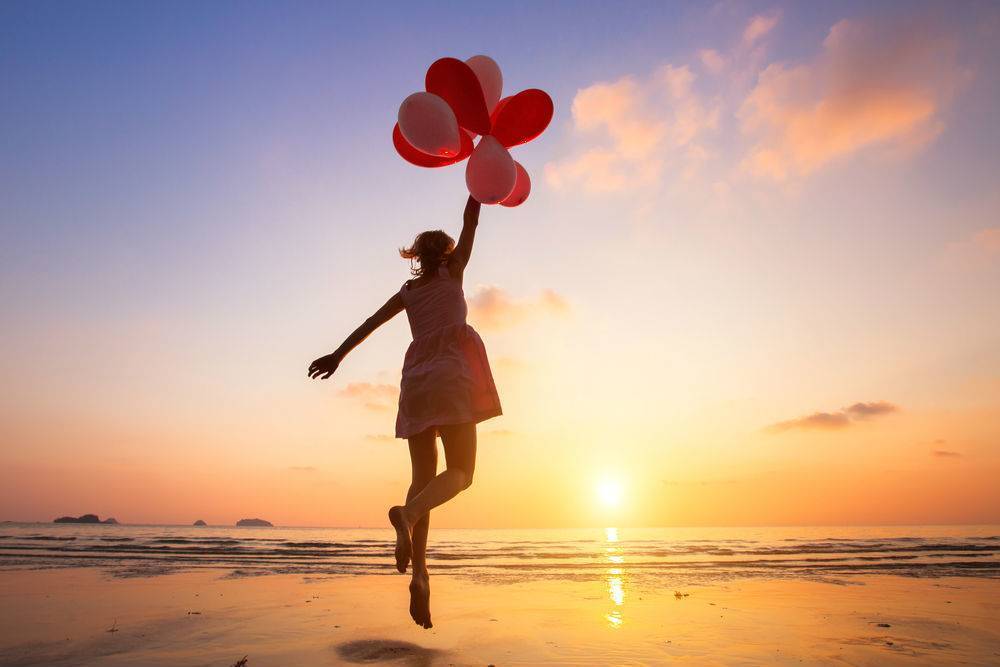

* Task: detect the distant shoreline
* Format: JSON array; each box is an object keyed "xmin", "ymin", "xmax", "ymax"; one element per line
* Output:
[{"xmin": 2, "ymin": 520, "xmax": 999, "ymax": 530}]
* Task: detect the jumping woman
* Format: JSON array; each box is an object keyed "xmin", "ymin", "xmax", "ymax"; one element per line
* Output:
[{"xmin": 308, "ymin": 195, "xmax": 501, "ymax": 629}]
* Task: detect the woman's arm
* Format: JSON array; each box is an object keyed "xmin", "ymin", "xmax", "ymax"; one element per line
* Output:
[
  {"xmin": 448, "ymin": 195, "xmax": 481, "ymax": 276},
  {"xmin": 308, "ymin": 292, "xmax": 404, "ymax": 380}
]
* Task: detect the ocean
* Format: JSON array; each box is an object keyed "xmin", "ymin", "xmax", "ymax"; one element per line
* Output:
[{"xmin": 1, "ymin": 523, "xmax": 996, "ymax": 584}]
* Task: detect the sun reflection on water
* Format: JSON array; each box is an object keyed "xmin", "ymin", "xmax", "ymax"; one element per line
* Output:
[{"xmin": 603, "ymin": 527, "xmax": 626, "ymax": 628}]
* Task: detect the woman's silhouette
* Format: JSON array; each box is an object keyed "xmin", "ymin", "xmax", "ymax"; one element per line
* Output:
[{"xmin": 308, "ymin": 196, "xmax": 501, "ymax": 628}]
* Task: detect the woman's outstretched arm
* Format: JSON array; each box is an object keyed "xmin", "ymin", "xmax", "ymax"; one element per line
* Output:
[
  {"xmin": 308, "ymin": 292, "xmax": 404, "ymax": 379},
  {"xmin": 448, "ymin": 195, "xmax": 481, "ymax": 276}
]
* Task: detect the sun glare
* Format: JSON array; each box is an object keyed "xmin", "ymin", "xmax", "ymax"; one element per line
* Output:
[{"xmin": 596, "ymin": 479, "xmax": 624, "ymax": 508}]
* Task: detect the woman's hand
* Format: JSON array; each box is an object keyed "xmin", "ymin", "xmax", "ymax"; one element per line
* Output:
[{"xmin": 308, "ymin": 352, "xmax": 341, "ymax": 380}]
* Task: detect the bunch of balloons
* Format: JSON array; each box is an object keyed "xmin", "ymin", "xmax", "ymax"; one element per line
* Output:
[{"xmin": 394, "ymin": 55, "xmax": 553, "ymax": 207}]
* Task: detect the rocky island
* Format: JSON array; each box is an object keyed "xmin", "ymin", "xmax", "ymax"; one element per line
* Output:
[
  {"xmin": 53, "ymin": 514, "xmax": 118, "ymax": 524},
  {"xmin": 193, "ymin": 519, "xmax": 207, "ymax": 526},
  {"xmin": 236, "ymin": 518, "xmax": 273, "ymax": 527}
]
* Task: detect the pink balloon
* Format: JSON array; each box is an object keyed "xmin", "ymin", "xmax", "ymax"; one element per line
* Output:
[
  {"xmin": 393, "ymin": 124, "xmax": 474, "ymax": 168},
  {"xmin": 397, "ymin": 92, "xmax": 461, "ymax": 157},
  {"xmin": 500, "ymin": 161, "xmax": 531, "ymax": 207},
  {"xmin": 465, "ymin": 136, "xmax": 516, "ymax": 205},
  {"xmin": 465, "ymin": 55, "xmax": 503, "ymax": 115}
]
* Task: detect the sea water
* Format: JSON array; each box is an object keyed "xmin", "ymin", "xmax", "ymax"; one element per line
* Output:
[{"xmin": 0, "ymin": 523, "xmax": 996, "ymax": 584}]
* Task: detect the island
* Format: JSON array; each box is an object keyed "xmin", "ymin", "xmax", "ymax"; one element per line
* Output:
[
  {"xmin": 102, "ymin": 517, "xmax": 119, "ymax": 524},
  {"xmin": 193, "ymin": 519, "xmax": 207, "ymax": 526},
  {"xmin": 236, "ymin": 518, "xmax": 273, "ymax": 527},
  {"xmin": 53, "ymin": 514, "xmax": 102, "ymax": 524}
]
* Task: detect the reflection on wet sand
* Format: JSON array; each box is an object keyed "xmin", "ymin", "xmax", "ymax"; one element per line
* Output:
[
  {"xmin": 2, "ymin": 565, "xmax": 998, "ymax": 665},
  {"xmin": 604, "ymin": 527, "xmax": 625, "ymax": 628}
]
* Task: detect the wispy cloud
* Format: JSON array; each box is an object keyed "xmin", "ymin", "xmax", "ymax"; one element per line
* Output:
[
  {"xmin": 767, "ymin": 401, "xmax": 898, "ymax": 433},
  {"xmin": 545, "ymin": 11, "xmax": 964, "ymax": 200},
  {"xmin": 698, "ymin": 48, "xmax": 726, "ymax": 74},
  {"xmin": 338, "ymin": 382, "xmax": 398, "ymax": 412},
  {"xmin": 467, "ymin": 286, "xmax": 570, "ymax": 331},
  {"xmin": 943, "ymin": 227, "xmax": 1000, "ymax": 271},
  {"xmin": 663, "ymin": 477, "xmax": 739, "ymax": 486},
  {"xmin": 743, "ymin": 11, "xmax": 781, "ymax": 45},
  {"xmin": 544, "ymin": 64, "xmax": 718, "ymax": 194},
  {"xmin": 492, "ymin": 356, "xmax": 528, "ymax": 375},
  {"xmin": 288, "ymin": 466, "xmax": 317, "ymax": 472},
  {"xmin": 739, "ymin": 18, "xmax": 962, "ymax": 181},
  {"xmin": 932, "ymin": 450, "xmax": 962, "ymax": 459},
  {"xmin": 844, "ymin": 401, "xmax": 898, "ymax": 419}
]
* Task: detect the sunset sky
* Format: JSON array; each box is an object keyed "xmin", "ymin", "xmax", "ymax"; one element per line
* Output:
[{"xmin": 2, "ymin": 1, "xmax": 999, "ymax": 528}]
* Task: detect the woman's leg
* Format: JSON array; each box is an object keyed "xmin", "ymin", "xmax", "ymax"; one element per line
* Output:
[
  {"xmin": 406, "ymin": 430, "xmax": 438, "ymax": 574},
  {"xmin": 401, "ymin": 422, "xmax": 476, "ymax": 523},
  {"xmin": 393, "ymin": 428, "xmax": 437, "ymax": 574},
  {"xmin": 403, "ymin": 428, "xmax": 437, "ymax": 628},
  {"xmin": 389, "ymin": 423, "xmax": 476, "ymax": 629}
]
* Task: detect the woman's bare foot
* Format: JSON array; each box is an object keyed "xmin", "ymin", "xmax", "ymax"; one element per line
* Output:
[
  {"xmin": 409, "ymin": 570, "xmax": 432, "ymax": 629},
  {"xmin": 388, "ymin": 506, "xmax": 412, "ymax": 573}
]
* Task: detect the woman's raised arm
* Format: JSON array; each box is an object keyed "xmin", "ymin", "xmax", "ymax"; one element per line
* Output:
[
  {"xmin": 308, "ymin": 292, "xmax": 404, "ymax": 379},
  {"xmin": 448, "ymin": 195, "xmax": 481, "ymax": 276}
]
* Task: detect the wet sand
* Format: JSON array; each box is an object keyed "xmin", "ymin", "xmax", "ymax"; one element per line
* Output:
[{"xmin": 0, "ymin": 568, "xmax": 997, "ymax": 665}]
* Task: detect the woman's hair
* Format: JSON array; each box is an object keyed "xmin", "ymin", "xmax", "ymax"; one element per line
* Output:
[{"xmin": 399, "ymin": 230, "xmax": 455, "ymax": 277}]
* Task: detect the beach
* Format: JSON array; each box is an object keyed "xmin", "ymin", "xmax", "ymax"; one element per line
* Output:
[{"xmin": 1, "ymin": 567, "xmax": 997, "ymax": 666}]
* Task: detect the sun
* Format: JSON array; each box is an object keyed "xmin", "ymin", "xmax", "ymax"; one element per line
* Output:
[{"xmin": 596, "ymin": 479, "xmax": 625, "ymax": 508}]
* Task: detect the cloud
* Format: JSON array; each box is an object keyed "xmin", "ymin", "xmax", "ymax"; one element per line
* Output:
[
  {"xmin": 932, "ymin": 450, "xmax": 962, "ymax": 459},
  {"xmin": 288, "ymin": 466, "xmax": 317, "ymax": 472},
  {"xmin": 739, "ymin": 18, "xmax": 962, "ymax": 181},
  {"xmin": 767, "ymin": 411, "xmax": 850, "ymax": 433},
  {"xmin": 698, "ymin": 49, "xmax": 726, "ymax": 74},
  {"xmin": 545, "ymin": 12, "xmax": 965, "ymax": 203},
  {"xmin": 663, "ymin": 477, "xmax": 739, "ymax": 486},
  {"xmin": 467, "ymin": 286, "xmax": 570, "ymax": 331},
  {"xmin": 767, "ymin": 401, "xmax": 898, "ymax": 433},
  {"xmin": 492, "ymin": 356, "xmax": 528, "ymax": 376},
  {"xmin": 844, "ymin": 401, "xmax": 898, "ymax": 419},
  {"xmin": 545, "ymin": 64, "xmax": 719, "ymax": 194},
  {"xmin": 743, "ymin": 11, "xmax": 781, "ymax": 45},
  {"xmin": 338, "ymin": 382, "xmax": 398, "ymax": 411},
  {"xmin": 943, "ymin": 227, "xmax": 1000, "ymax": 271}
]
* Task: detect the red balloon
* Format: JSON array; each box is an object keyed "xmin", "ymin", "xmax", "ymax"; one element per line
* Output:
[
  {"xmin": 425, "ymin": 57, "xmax": 492, "ymax": 136},
  {"xmin": 489, "ymin": 89, "xmax": 553, "ymax": 148},
  {"xmin": 500, "ymin": 161, "xmax": 531, "ymax": 207},
  {"xmin": 489, "ymin": 96, "xmax": 512, "ymax": 124},
  {"xmin": 393, "ymin": 124, "xmax": 473, "ymax": 168}
]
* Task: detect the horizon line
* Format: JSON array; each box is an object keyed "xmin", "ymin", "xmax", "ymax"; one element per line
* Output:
[{"xmin": 4, "ymin": 520, "xmax": 999, "ymax": 530}]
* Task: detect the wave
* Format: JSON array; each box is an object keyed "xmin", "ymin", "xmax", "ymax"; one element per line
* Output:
[{"xmin": 1, "ymin": 525, "xmax": 996, "ymax": 582}]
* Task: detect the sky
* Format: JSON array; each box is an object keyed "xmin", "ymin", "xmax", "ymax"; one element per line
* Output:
[{"xmin": 2, "ymin": 1, "xmax": 999, "ymax": 528}]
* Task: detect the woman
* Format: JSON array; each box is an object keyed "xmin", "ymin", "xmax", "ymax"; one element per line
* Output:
[{"xmin": 308, "ymin": 195, "xmax": 501, "ymax": 629}]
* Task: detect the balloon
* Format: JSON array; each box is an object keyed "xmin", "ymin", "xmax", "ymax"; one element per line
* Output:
[
  {"xmin": 397, "ymin": 92, "xmax": 461, "ymax": 157},
  {"xmin": 489, "ymin": 95, "xmax": 512, "ymax": 124},
  {"xmin": 466, "ymin": 136, "xmax": 516, "ymax": 204},
  {"xmin": 490, "ymin": 89, "xmax": 554, "ymax": 148},
  {"xmin": 425, "ymin": 57, "xmax": 492, "ymax": 136},
  {"xmin": 465, "ymin": 55, "xmax": 503, "ymax": 115},
  {"xmin": 499, "ymin": 161, "xmax": 531, "ymax": 207},
  {"xmin": 393, "ymin": 124, "xmax": 473, "ymax": 168}
]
